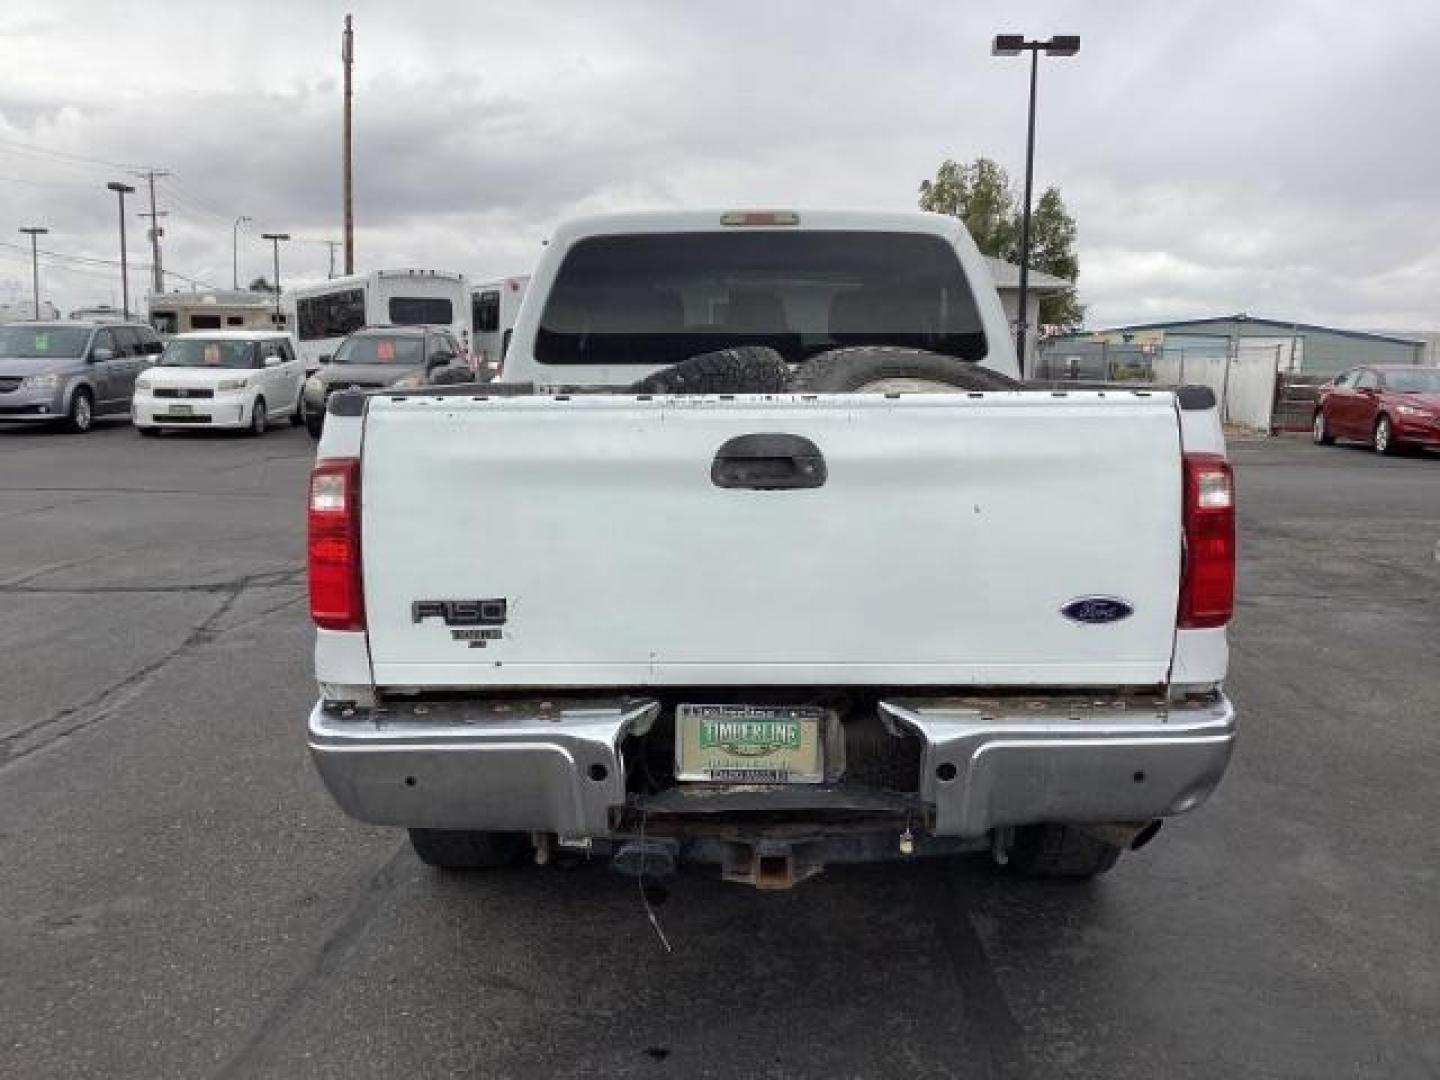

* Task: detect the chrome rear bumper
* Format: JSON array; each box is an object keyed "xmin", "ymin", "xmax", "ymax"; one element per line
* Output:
[
  {"xmin": 879, "ymin": 694, "xmax": 1234, "ymax": 837},
  {"xmin": 308, "ymin": 693, "xmax": 1235, "ymax": 839}
]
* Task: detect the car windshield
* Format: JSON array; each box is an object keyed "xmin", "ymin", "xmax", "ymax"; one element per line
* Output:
[
  {"xmin": 159, "ymin": 338, "xmax": 258, "ymax": 369},
  {"xmin": 332, "ymin": 335, "xmax": 423, "ymax": 365},
  {"xmin": 534, "ymin": 230, "xmax": 987, "ymax": 366},
  {"xmin": 0, "ymin": 325, "xmax": 91, "ymax": 358},
  {"xmin": 1385, "ymin": 369, "xmax": 1440, "ymax": 393}
]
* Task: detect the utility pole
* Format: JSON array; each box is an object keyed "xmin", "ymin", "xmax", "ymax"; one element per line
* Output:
[
  {"xmin": 106, "ymin": 181, "xmax": 137, "ymax": 319},
  {"xmin": 342, "ymin": 14, "xmax": 355, "ymax": 275},
  {"xmin": 233, "ymin": 216, "xmax": 252, "ymax": 290},
  {"xmin": 136, "ymin": 169, "xmax": 170, "ymax": 295},
  {"xmin": 19, "ymin": 226, "xmax": 48, "ymax": 318},
  {"xmin": 261, "ymin": 232, "xmax": 290, "ymax": 324},
  {"xmin": 323, "ymin": 240, "xmax": 341, "ymax": 279}
]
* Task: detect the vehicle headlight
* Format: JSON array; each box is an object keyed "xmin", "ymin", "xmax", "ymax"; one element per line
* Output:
[
  {"xmin": 1395, "ymin": 404, "xmax": 1436, "ymax": 418},
  {"xmin": 19, "ymin": 373, "xmax": 60, "ymax": 391},
  {"xmin": 390, "ymin": 374, "xmax": 423, "ymax": 389},
  {"xmin": 216, "ymin": 378, "xmax": 249, "ymax": 392}
]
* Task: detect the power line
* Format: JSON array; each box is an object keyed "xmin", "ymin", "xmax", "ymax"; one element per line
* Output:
[
  {"xmin": 161, "ymin": 177, "xmax": 240, "ymax": 224},
  {"xmin": 0, "ymin": 172, "xmax": 98, "ymax": 190},
  {"xmin": 155, "ymin": 181, "xmax": 226, "ymax": 223},
  {"xmin": 0, "ymin": 136, "xmax": 153, "ymax": 173},
  {"xmin": 0, "ymin": 239, "xmax": 219, "ymax": 290},
  {"xmin": 0, "ymin": 249, "xmax": 123, "ymax": 283},
  {"xmin": 0, "ymin": 137, "xmax": 252, "ymax": 242}
]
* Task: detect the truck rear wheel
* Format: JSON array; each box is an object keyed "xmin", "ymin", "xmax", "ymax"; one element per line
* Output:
[
  {"xmin": 790, "ymin": 346, "xmax": 1019, "ymax": 393},
  {"xmin": 303, "ymin": 397, "xmax": 324, "ymax": 439},
  {"xmin": 408, "ymin": 828, "xmax": 527, "ymax": 870},
  {"xmin": 628, "ymin": 346, "xmax": 790, "ymax": 394},
  {"xmin": 1007, "ymin": 824, "xmax": 1123, "ymax": 879}
]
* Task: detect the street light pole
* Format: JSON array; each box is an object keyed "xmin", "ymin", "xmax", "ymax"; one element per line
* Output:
[
  {"xmin": 19, "ymin": 227, "xmax": 48, "ymax": 319},
  {"xmin": 342, "ymin": 14, "xmax": 355, "ymax": 276},
  {"xmin": 260, "ymin": 232, "xmax": 290, "ymax": 324},
  {"xmin": 233, "ymin": 216, "xmax": 252, "ymax": 289},
  {"xmin": 106, "ymin": 181, "xmax": 137, "ymax": 319},
  {"xmin": 992, "ymin": 33, "xmax": 1080, "ymax": 377}
]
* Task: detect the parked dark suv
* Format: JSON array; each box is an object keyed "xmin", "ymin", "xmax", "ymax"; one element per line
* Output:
[
  {"xmin": 0, "ymin": 321, "xmax": 164, "ymax": 433},
  {"xmin": 300, "ymin": 325, "xmax": 470, "ymax": 438}
]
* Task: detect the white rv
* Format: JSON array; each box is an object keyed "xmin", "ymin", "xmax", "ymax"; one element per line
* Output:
[
  {"xmin": 66, "ymin": 305, "xmax": 128, "ymax": 323},
  {"xmin": 147, "ymin": 290, "xmax": 279, "ymax": 336},
  {"xmin": 284, "ymin": 270, "xmax": 469, "ymax": 372},
  {"xmin": 468, "ymin": 275, "xmax": 530, "ymax": 376},
  {"xmin": 0, "ymin": 300, "xmax": 61, "ymax": 324}
]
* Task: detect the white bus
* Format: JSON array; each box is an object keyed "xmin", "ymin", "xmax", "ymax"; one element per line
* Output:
[
  {"xmin": 469, "ymin": 275, "xmax": 530, "ymax": 376},
  {"xmin": 147, "ymin": 290, "xmax": 278, "ymax": 336},
  {"xmin": 284, "ymin": 269, "xmax": 469, "ymax": 372}
]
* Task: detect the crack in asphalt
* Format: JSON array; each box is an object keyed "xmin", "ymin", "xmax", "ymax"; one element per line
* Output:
[
  {"xmin": 1240, "ymin": 591, "xmax": 1436, "ymax": 605},
  {"xmin": 0, "ymin": 566, "xmax": 304, "ymax": 770},
  {"xmin": 0, "ymin": 537, "xmax": 196, "ymax": 589},
  {"xmin": 0, "ymin": 485, "xmax": 297, "ymax": 501},
  {"xmin": 213, "ymin": 451, "xmax": 315, "ymax": 474},
  {"xmin": 933, "ymin": 866, "xmax": 1030, "ymax": 1078},
  {"xmin": 0, "ymin": 566, "xmax": 302, "ymax": 597},
  {"xmin": 0, "ymin": 492, "xmax": 113, "ymax": 523},
  {"xmin": 210, "ymin": 846, "xmax": 409, "ymax": 1080}
]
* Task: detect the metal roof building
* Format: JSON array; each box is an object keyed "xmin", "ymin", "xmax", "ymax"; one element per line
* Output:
[{"xmin": 1041, "ymin": 313, "xmax": 1425, "ymax": 376}]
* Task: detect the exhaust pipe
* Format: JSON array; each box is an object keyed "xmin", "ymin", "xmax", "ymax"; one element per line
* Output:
[{"xmin": 1081, "ymin": 820, "xmax": 1164, "ymax": 850}]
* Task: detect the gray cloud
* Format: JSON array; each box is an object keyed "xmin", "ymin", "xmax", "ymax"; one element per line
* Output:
[{"xmin": 0, "ymin": 0, "xmax": 1436, "ymax": 331}]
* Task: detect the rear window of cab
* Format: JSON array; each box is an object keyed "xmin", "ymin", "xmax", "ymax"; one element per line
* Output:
[{"xmin": 534, "ymin": 231, "xmax": 985, "ymax": 367}]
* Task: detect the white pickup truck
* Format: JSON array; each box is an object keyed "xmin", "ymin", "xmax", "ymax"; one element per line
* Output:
[{"xmin": 306, "ymin": 209, "xmax": 1237, "ymax": 888}]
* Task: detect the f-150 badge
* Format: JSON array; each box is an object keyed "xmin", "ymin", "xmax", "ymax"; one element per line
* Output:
[
  {"xmin": 412, "ymin": 599, "xmax": 508, "ymax": 647},
  {"xmin": 1061, "ymin": 596, "xmax": 1134, "ymax": 625}
]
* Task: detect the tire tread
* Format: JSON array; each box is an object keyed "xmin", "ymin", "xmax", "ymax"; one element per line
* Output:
[
  {"xmin": 789, "ymin": 346, "xmax": 1019, "ymax": 393},
  {"xmin": 627, "ymin": 346, "xmax": 790, "ymax": 395}
]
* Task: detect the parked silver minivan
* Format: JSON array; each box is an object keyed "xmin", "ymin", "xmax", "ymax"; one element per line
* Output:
[{"xmin": 0, "ymin": 321, "xmax": 163, "ymax": 433}]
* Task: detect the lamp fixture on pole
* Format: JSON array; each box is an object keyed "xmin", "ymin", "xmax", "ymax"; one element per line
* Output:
[{"xmin": 991, "ymin": 34, "xmax": 1080, "ymax": 375}]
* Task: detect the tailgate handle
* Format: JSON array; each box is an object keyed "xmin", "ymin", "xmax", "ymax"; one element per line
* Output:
[{"xmin": 712, "ymin": 433, "xmax": 827, "ymax": 490}]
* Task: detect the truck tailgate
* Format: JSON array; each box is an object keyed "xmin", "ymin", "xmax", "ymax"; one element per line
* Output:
[{"xmin": 360, "ymin": 392, "xmax": 1182, "ymax": 688}]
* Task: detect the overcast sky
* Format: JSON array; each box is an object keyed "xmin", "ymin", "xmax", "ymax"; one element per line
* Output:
[{"xmin": 1, "ymin": 0, "xmax": 1437, "ymax": 330}]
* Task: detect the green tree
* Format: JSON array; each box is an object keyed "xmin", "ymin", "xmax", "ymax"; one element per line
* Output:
[
  {"xmin": 918, "ymin": 158, "xmax": 1018, "ymax": 260},
  {"xmin": 919, "ymin": 157, "xmax": 1084, "ymax": 331},
  {"xmin": 247, "ymin": 276, "xmax": 277, "ymax": 294}
]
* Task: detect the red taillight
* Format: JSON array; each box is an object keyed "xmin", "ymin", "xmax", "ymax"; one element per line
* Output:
[
  {"xmin": 1178, "ymin": 453, "xmax": 1235, "ymax": 629},
  {"xmin": 308, "ymin": 458, "xmax": 365, "ymax": 631}
]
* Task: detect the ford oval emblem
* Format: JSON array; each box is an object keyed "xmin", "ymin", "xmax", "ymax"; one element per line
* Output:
[{"xmin": 1062, "ymin": 597, "xmax": 1135, "ymax": 625}]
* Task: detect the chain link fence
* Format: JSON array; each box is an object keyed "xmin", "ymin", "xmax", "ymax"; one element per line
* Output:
[{"xmin": 1033, "ymin": 342, "xmax": 1296, "ymax": 433}]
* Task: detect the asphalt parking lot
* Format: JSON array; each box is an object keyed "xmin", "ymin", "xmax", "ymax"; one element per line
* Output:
[{"xmin": 1, "ymin": 419, "xmax": 1437, "ymax": 1079}]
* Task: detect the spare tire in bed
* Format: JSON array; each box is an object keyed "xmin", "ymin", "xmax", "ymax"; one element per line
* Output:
[
  {"xmin": 788, "ymin": 347, "xmax": 1019, "ymax": 393},
  {"xmin": 628, "ymin": 346, "xmax": 791, "ymax": 395},
  {"xmin": 427, "ymin": 367, "xmax": 478, "ymax": 386}
]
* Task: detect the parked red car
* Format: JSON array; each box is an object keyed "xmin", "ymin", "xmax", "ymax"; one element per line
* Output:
[{"xmin": 1313, "ymin": 365, "xmax": 1440, "ymax": 454}]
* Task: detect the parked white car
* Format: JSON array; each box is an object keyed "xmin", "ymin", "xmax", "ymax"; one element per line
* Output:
[{"xmin": 132, "ymin": 330, "xmax": 304, "ymax": 436}]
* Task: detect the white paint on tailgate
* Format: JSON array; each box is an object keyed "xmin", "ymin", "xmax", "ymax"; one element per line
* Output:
[{"xmin": 359, "ymin": 392, "xmax": 1183, "ymax": 689}]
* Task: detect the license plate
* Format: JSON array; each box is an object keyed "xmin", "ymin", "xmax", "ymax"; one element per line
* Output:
[
  {"xmin": 167, "ymin": 403, "xmax": 193, "ymax": 416},
  {"xmin": 675, "ymin": 704, "xmax": 825, "ymax": 784}
]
